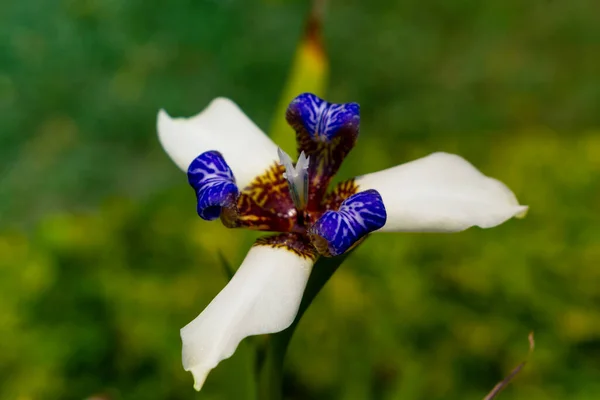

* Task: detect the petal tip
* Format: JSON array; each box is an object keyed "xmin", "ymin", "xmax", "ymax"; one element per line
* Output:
[
  {"xmin": 157, "ymin": 108, "xmax": 173, "ymax": 131},
  {"xmin": 187, "ymin": 365, "xmax": 210, "ymax": 391},
  {"xmin": 157, "ymin": 108, "xmax": 192, "ymax": 171},
  {"xmin": 286, "ymin": 93, "xmax": 360, "ymax": 142},
  {"xmin": 515, "ymin": 205, "xmax": 529, "ymax": 219},
  {"xmin": 157, "ymin": 107, "xmax": 170, "ymax": 118}
]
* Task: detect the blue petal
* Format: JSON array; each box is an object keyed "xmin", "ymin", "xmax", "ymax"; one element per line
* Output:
[
  {"xmin": 187, "ymin": 151, "xmax": 239, "ymax": 221},
  {"xmin": 310, "ymin": 190, "xmax": 387, "ymax": 256},
  {"xmin": 286, "ymin": 93, "xmax": 361, "ymax": 210},
  {"xmin": 287, "ymin": 93, "xmax": 359, "ymax": 142}
]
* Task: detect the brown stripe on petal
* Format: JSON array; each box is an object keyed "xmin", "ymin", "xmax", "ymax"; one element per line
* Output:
[
  {"xmin": 233, "ymin": 163, "xmax": 297, "ymax": 232},
  {"xmin": 308, "ymin": 231, "xmax": 367, "ymax": 258},
  {"xmin": 241, "ymin": 163, "xmax": 290, "ymax": 208},
  {"xmin": 254, "ymin": 233, "xmax": 318, "ymax": 261},
  {"xmin": 308, "ymin": 232, "xmax": 330, "ymax": 257},
  {"xmin": 322, "ymin": 178, "xmax": 359, "ymax": 211}
]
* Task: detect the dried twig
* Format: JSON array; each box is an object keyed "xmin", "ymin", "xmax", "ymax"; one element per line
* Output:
[{"xmin": 483, "ymin": 332, "xmax": 535, "ymax": 400}]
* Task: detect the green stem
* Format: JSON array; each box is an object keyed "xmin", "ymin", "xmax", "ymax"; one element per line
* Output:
[{"xmin": 256, "ymin": 253, "xmax": 349, "ymax": 400}]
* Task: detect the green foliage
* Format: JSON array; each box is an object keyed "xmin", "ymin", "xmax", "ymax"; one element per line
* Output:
[
  {"xmin": 1, "ymin": 0, "xmax": 600, "ymax": 399},
  {"xmin": 268, "ymin": 7, "xmax": 329, "ymax": 154}
]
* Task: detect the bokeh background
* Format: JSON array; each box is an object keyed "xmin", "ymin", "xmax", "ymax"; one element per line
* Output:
[{"xmin": 1, "ymin": 0, "xmax": 600, "ymax": 399}]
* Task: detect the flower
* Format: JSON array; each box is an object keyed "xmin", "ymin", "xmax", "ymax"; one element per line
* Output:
[{"xmin": 157, "ymin": 93, "xmax": 528, "ymax": 390}]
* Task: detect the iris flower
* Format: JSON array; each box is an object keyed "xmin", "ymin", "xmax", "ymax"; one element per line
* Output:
[{"xmin": 157, "ymin": 93, "xmax": 527, "ymax": 390}]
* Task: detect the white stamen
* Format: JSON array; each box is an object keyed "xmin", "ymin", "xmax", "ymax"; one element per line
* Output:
[{"xmin": 278, "ymin": 148, "xmax": 310, "ymax": 210}]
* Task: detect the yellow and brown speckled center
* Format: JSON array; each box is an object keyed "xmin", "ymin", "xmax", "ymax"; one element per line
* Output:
[{"xmin": 221, "ymin": 161, "xmax": 359, "ymax": 236}]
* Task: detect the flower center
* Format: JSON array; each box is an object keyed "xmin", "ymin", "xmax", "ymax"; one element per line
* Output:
[{"xmin": 185, "ymin": 93, "xmax": 388, "ymax": 257}]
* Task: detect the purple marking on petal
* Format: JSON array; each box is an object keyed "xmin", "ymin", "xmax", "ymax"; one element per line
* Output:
[
  {"xmin": 310, "ymin": 189, "xmax": 387, "ymax": 256},
  {"xmin": 188, "ymin": 151, "xmax": 239, "ymax": 221},
  {"xmin": 287, "ymin": 93, "xmax": 359, "ymax": 142},
  {"xmin": 286, "ymin": 93, "xmax": 361, "ymax": 210}
]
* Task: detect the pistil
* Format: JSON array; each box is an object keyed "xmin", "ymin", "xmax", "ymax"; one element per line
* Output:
[{"xmin": 278, "ymin": 148, "xmax": 310, "ymax": 213}]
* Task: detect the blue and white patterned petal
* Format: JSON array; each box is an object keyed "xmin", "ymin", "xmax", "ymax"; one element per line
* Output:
[
  {"xmin": 287, "ymin": 93, "xmax": 360, "ymax": 142},
  {"xmin": 188, "ymin": 151, "xmax": 239, "ymax": 221},
  {"xmin": 286, "ymin": 93, "xmax": 361, "ymax": 210},
  {"xmin": 309, "ymin": 189, "xmax": 387, "ymax": 257}
]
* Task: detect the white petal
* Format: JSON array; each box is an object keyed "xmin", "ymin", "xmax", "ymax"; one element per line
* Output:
[
  {"xmin": 355, "ymin": 152, "xmax": 528, "ymax": 232},
  {"xmin": 180, "ymin": 245, "xmax": 314, "ymax": 391},
  {"xmin": 157, "ymin": 98, "xmax": 279, "ymax": 188}
]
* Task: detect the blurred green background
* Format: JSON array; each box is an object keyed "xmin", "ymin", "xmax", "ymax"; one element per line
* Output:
[{"xmin": 1, "ymin": 0, "xmax": 600, "ymax": 399}]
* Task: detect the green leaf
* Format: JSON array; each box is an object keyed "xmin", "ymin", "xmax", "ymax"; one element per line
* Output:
[{"xmin": 217, "ymin": 251, "xmax": 235, "ymax": 281}]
